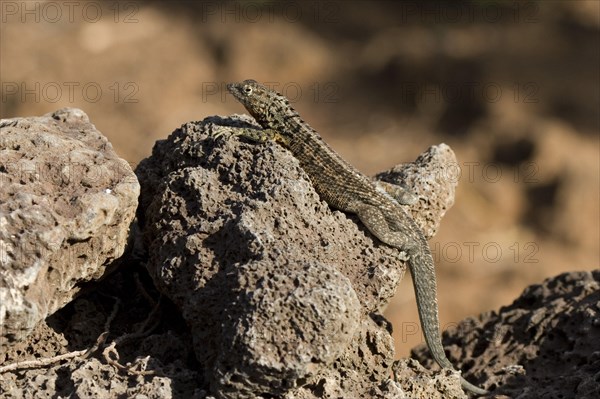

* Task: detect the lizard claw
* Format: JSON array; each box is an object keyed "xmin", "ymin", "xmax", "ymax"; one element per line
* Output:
[
  {"xmin": 207, "ymin": 123, "xmax": 225, "ymax": 139},
  {"xmin": 207, "ymin": 123, "xmax": 237, "ymax": 140}
]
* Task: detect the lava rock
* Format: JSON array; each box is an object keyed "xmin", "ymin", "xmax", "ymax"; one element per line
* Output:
[
  {"xmin": 413, "ymin": 270, "xmax": 600, "ymax": 399},
  {"xmin": 0, "ymin": 108, "xmax": 139, "ymax": 353},
  {"xmin": 136, "ymin": 115, "xmax": 458, "ymax": 398}
]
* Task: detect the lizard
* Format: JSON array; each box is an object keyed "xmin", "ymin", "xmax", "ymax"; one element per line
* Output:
[{"xmin": 212, "ymin": 79, "xmax": 489, "ymax": 396}]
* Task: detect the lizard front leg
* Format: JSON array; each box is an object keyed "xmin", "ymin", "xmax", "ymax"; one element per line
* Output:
[{"xmin": 210, "ymin": 125, "xmax": 288, "ymax": 145}]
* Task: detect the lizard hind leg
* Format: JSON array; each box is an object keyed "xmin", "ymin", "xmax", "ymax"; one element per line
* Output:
[
  {"xmin": 375, "ymin": 180, "xmax": 419, "ymax": 206},
  {"xmin": 354, "ymin": 202, "xmax": 488, "ymax": 395},
  {"xmin": 352, "ymin": 202, "xmax": 419, "ymax": 256}
]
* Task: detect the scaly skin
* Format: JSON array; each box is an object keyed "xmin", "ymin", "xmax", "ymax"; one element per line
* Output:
[{"xmin": 215, "ymin": 79, "xmax": 488, "ymax": 396}]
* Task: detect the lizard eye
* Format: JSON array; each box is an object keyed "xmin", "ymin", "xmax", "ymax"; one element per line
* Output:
[{"xmin": 243, "ymin": 85, "xmax": 253, "ymax": 95}]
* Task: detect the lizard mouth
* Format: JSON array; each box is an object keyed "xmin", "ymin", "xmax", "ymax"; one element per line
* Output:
[{"xmin": 226, "ymin": 83, "xmax": 239, "ymax": 98}]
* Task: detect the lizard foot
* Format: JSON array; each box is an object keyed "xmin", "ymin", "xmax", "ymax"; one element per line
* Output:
[{"xmin": 375, "ymin": 181, "xmax": 419, "ymax": 206}]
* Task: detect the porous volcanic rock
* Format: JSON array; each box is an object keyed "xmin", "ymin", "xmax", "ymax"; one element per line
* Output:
[
  {"xmin": 413, "ymin": 270, "xmax": 600, "ymax": 399},
  {"xmin": 0, "ymin": 108, "xmax": 139, "ymax": 353},
  {"xmin": 136, "ymin": 115, "xmax": 460, "ymax": 398}
]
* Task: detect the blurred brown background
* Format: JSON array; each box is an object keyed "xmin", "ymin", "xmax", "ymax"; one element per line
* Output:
[{"xmin": 1, "ymin": 0, "xmax": 598, "ymax": 358}]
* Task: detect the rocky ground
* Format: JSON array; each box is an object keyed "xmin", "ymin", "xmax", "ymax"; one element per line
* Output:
[
  {"xmin": 1, "ymin": 3, "xmax": 597, "ymax": 359},
  {"xmin": 1, "ymin": 111, "xmax": 598, "ymax": 398},
  {"xmin": 1, "ymin": 1, "xmax": 598, "ymax": 398}
]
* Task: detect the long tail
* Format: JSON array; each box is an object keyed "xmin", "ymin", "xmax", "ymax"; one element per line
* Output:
[{"xmin": 409, "ymin": 238, "xmax": 488, "ymax": 396}]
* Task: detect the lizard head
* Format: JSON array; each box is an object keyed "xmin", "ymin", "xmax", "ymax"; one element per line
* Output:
[{"xmin": 227, "ymin": 80, "xmax": 298, "ymax": 133}]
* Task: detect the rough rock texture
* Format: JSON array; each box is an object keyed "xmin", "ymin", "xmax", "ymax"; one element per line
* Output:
[
  {"xmin": 136, "ymin": 115, "xmax": 460, "ymax": 398},
  {"xmin": 414, "ymin": 270, "xmax": 600, "ymax": 399},
  {"xmin": 0, "ymin": 268, "xmax": 203, "ymax": 399},
  {"xmin": 375, "ymin": 149, "xmax": 458, "ymax": 240},
  {"xmin": 392, "ymin": 359, "xmax": 468, "ymax": 399},
  {"xmin": 0, "ymin": 108, "xmax": 140, "ymax": 353},
  {"xmin": 2, "ymin": 113, "xmax": 596, "ymax": 399},
  {"xmin": 3, "ymin": 269, "xmax": 596, "ymax": 398}
]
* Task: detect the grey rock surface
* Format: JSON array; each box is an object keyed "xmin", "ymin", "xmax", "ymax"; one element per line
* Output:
[
  {"xmin": 0, "ymin": 269, "xmax": 203, "ymax": 399},
  {"xmin": 413, "ymin": 270, "xmax": 600, "ymax": 399},
  {"xmin": 0, "ymin": 108, "xmax": 139, "ymax": 353},
  {"xmin": 2, "ymin": 112, "xmax": 594, "ymax": 399},
  {"xmin": 375, "ymin": 145, "xmax": 458, "ymax": 240},
  {"xmin": 392, "ymin": 359, "xmax": 468, "ymax": 399},
  {"xmin": 136, "ymin": 115, "xmax": 459, "ymax": 398}
]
